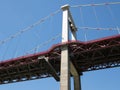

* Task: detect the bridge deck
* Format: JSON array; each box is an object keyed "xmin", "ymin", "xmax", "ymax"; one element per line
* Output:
[{"xmin": 0, "ymin": 35, "xmax": 120, "ymax": 84}]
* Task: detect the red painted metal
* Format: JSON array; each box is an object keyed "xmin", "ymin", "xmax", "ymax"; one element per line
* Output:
[{"xmin": 0, "ymin": 34, "xmax": 120, "ymax": 84}]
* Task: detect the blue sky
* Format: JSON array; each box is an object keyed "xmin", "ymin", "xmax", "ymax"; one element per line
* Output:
[{"xmin": 0, "ymin": 0, "xmax": 120, "ymax": 90}]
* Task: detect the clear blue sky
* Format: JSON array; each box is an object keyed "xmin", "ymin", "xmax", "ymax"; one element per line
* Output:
[{"xmin": 0, "ymin": 0, "xmax": 120, "ymax": 90}]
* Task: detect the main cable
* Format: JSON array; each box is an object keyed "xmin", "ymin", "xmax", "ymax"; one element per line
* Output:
[
  {"xmin": 77, "ymin": 27, "xmax": 120, "ymax": 31},
  {"xmin": 0, "ymin": 9, "xmax": 61, "ymax": 45},
  {"xmin": 71, "ymin": 2, "xmax": 120, "ymax": 8}
]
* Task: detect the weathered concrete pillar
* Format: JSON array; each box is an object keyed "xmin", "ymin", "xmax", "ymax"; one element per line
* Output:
[
  {"xmin": 70, "ymin": 61, "xmax": 81, "ymax": 90},
  {"xmin": 74, "ymin": 75, "xmax": 81, "ymax": 90},
  {"xmin": 60, "ymin": 4, "xmax": 70, "ymax": 90},
  {"xmin": 60, "ymin": 4, "xmax": 81, "ymax": 90}
]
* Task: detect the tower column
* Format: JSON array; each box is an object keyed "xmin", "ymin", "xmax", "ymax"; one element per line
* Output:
[
  {"xmin": 74, "ymin": 75, "xmax": 81, "ymax": 90},
  {"xmin": 60, "ymin": 4, "xmax": 81, "ymax": 90},
  {"xmin": 60, "ymin": 5, "xmax": 70, "ymax": 90}
]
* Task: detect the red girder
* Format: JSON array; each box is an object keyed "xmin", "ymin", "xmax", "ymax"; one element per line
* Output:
[{"xmin": 0, "ymin": 34, "xmax": 120, "ymax": 84}]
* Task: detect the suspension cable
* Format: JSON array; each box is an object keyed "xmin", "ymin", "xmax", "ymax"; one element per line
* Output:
[
  {"xmin": 79, "ymin": 7, "xmax": 88, "ymax": 41},
  {"xmin": 71, "ymin": 2, "xmax": 120, "ymax": 8},
  {"xmin": 0, "ymin": 9, "xmax": 61, "ymax": 45},
  {"xmin": 77, "ymin": 27, "xmax": 120, "ymax": 31},
  {"xmin": 25, "ymin": 33, "xmax": 61, "ymax": 54},
  {"xmin": 92, "ymin": 6, "xmax": 100, "ymax": 27},
  {"xmin": 106, "ymin": 4, "xmax": 120, "ymax": 34},
  {"xmin": 79, "ymin": 7, "xmax": 85, "ymax": 26}
]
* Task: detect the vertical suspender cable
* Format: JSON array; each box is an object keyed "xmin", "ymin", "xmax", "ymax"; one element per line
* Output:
[
  {"xmin": 106, "ymin": 4, "xmax": 120, "ymax": 34},
  {"xmin": 13, "ymin": 35, "xmax": 22, "ymax": 58},
  {"xmin": 92, "ymin": 5, "xmax": 100, "ymax": 27},
  {"xmin": 79, "ymin": 7, "xmax": 88, "ymax": 41}
]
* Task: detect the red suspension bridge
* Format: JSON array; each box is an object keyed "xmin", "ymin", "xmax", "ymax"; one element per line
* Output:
[
  {"xmin": 0, "ymin": 2, "xmax": 120, "ymax": 90},
  {"xmin": 0, "ymin": 34, "xmax": 120, "ymax": 83}
]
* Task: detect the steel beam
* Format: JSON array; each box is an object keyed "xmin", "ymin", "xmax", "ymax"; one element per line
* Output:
[{"xmin": 38, "ymin": 56, "xmax": 60, "ymax": 81}]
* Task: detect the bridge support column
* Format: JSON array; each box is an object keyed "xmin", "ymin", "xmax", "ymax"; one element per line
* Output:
[
  {"xmin": 61, "ymin": 4, "xmax": 80, "ymax": 90},
  {"xmin": 60, "ymin": 4, "xmax": 70, "ymax": 90},
  {"xmin": 74, "ymin": 75, "xmax": 81, "ymax": 90},
  {"xmin": 70, "ymin": 61, "xmax": 81, "ymax": 90}
]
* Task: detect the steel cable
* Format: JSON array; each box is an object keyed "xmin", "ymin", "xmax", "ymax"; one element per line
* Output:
[{"xmin": 0, "ymin": 9, "xmax": 61, "ymax": 45}]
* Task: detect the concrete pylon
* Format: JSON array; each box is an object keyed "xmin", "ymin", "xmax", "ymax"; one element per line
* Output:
[
  {"xmin": 60, "ymin": 4, "xmax": 70, "ymax": 90},
  {"xmin": 60, "ymin": 4, "xmax": 81, "ymax": 90}
]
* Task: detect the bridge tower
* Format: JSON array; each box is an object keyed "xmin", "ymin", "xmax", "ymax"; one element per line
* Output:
[{"xmin": 60, "ymin": 5, "xmax": 82, "ymax": 90}]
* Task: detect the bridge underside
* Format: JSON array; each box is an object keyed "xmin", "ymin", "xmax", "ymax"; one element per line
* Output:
[{"xmin": 0, "ymin": 35, "xmax": 120, "ymax": 84}]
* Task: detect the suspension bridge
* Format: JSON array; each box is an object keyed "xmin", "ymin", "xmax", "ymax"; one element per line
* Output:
[{"xmin": 0, "ymin": 1, "xmax": 120, "ymax": 90}]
